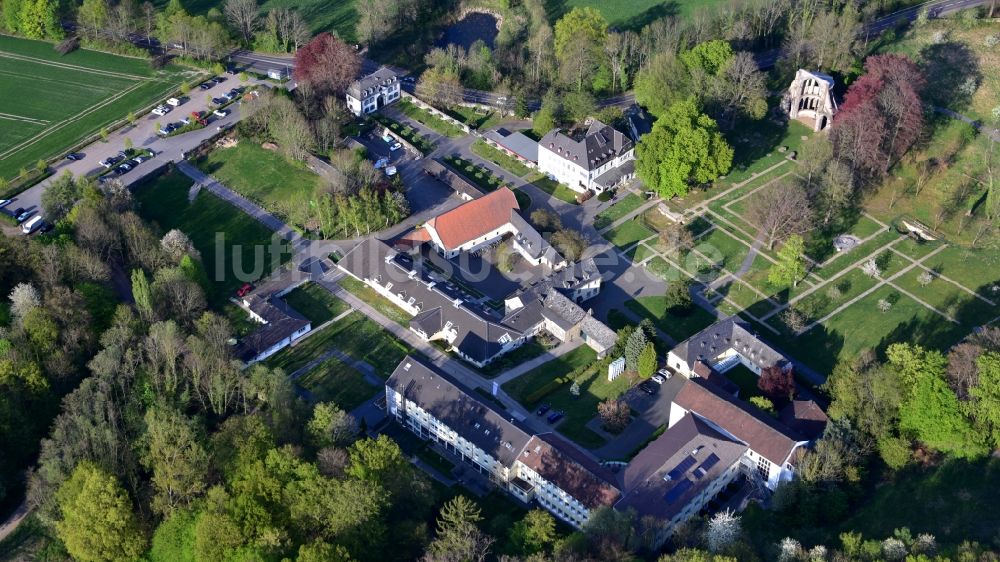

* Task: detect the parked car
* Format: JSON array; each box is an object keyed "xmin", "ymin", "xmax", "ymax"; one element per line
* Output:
[
  {"xmin": 535, "ymin": 403, "xmax": 551, "ymax": 416},
  {"xmin": 118, "ymin": 150, "xmax": 132, "ymax": 159},
  {"xmin": 151, "ymin": 105, "xmax": 170, "ymax": 116},
  {"xmin": 638, "ymin": 381, "xmax": 658, "ymax": 395},
  {"xmin": 166, "ymin": 97, "xmax": 181, "ymax": 106},
  {"xmin": 385, "ymin": 166, "xmax": 397, "ymax": 176},
  {"xmin": 65, "ymin": 152, "xmax": 82, "ymax": 161},
  {"xmin": 236, "ymin": 283, "xmax": 253, "ymax": 297},
  {"xmin": 403, "ymin": 76, "xmax": 415, "ymax": 83},
  {"xmin": 651, "ymin": 373, "xmax": 666, "ymax": 385},
  {"xmin": 217, "ymin": 123, "xmax": 232, "ymax": 132},
  {"xmin": 115, "ymin": 163, "xmax": 132, "ymax": 175},
  {"xmin": 9, "ymin": 207, "xmax": 24, "ymax": 218},
  {"xmin": 389, "ymin": 142, "xmax": 402, "ymax": 151},
  {"xmin": 100, "ymin": 156, "xmax": 122, "ymax": 168},
  {"xmin": 212, "ymin": 97, "xmax": 226, "ymax": 105},
  {"xmin": 15, "ymin": 210, "xmax": 33, "ymax": 224},
  {"xmin": 199, "ymin": 82, "xmax": 212, "ymax": 90},
  {"xmin": 21, "ymin": 216, "xmax": 44, "ymax": 235},
  {"xmin": 134, "ymin": 154, "xmax": 150, "ymax": 163},
  {"xmin": 213, "ymin": 109, "xmax": 229, "ymax": 118},
  {"xmin": 374, "ymin": 157, "xmax": 389, "ymax": 169},
  {"xmin": 0, "ymin": 199, "xmax": 10, "ymax": 209},
  {"xmin": 228, "ymin": 87, "xmax": 242, "ymax": 96},
  {"xmin": 212, "ymin": 76, "xmax": 226, "ymax": 84},
  {"xmin": 546, "ymin": 410, "xmax": 565, "ymax": 424},
  {"xmin": 180, "ymin": 116, "xmax": 191, "ymax": 125}
]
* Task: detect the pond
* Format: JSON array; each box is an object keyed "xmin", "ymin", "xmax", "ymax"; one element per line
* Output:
[{"xmin": 438, "ymin": 12, "xmax": 499, "ymax": 50}]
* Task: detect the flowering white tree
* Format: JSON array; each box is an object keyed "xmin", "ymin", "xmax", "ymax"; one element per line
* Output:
[
  {"xmin": 861, "ymin": 259, "xmax": 881, "ymax": 279},
  {"xmin": 778, "ymin": 537, "xmax": 803, "ymax": 562},
  {"xmin": 808, "ymin": 544, "xmax": 828, "ymax": 561},
  {"xmin": 705, "ymin": 509, "xmax": 741, "ymax": 553},
  {"xmin": 161, "ymin": 229, "xmax": 200, "ymax": 262},
  {"xmin": 9, "ymin": 283, "xmax": 40, "ymax": 320},
  {"xmin": 918, "ymin": 270, "xmax": 934, "ymax": 286},
  {"xmin": 881, "ymin": 537, "xmax": 907, "ymax": 561},
  {"xmin": 913, "ymin": 533, "xmax": 937, "ymax": 555},
  {"xmin": 878, "ymin": 298, "xmax": 892, "ymax": 313}
]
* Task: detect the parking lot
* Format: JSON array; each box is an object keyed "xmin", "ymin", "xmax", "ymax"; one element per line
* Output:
[{"xmin": 592, "ymin": 373, "xmax": 687, "ymax": 459}]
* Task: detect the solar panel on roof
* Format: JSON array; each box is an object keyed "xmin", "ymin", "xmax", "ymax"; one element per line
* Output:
[
  {"xmin": 665, "ymin": 456, "xmax": 697, "ymax": 481},
  {"xmin": 693, "ymin": 454, "xmax": 720, "ymax": 479},
  {"xmin": 664, "ymin": 479, "xmax": 693, "ymax": 504}
]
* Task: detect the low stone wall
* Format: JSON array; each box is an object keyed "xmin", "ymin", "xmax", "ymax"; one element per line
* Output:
[{"xmin": 401, "ymin": 92, "xmax": 474, "ymax": 135}]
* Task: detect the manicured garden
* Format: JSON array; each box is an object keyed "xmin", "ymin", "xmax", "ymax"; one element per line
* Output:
[
  {"xmin": 294, "ymin": 355, "xmax": 377, "ymax": 411},
  {"xmin": 444, "ymin": 106, "xmax": 502, "ymax": 130},
  {"xmin": 281, "ymin": 282, "xmax": 350, "ymax": 325},
  {"xmin": 135, "ymin": 168, "xmax": 291, "ymax": 306},
  {"xmin": 624, "ymin": 297, "xmax": 717, "ymax": 343},
  {"xmin": 371, "ymin": 113, "xmax": 435, "ymax": 154},
  {"xmin": 396, "ymin": 100, "xmax": 465, "ymax": 137},
  {"xmin": 443, "ymin": 155, "xmax": 508, "ymax": 192},
  {"xmin": 594, "ymin": 193, "xmax": 645, "ymax": 230},
  {"xmin": 470, "ymin": 139, "xmax": 534, "ymax": 177},
  {"xmin": 530, "ymin": 175, "xmax": 581, "ymax": 205},
  {"xmin": 603, "ymin": 219, "xmax": 655, "ymax": 249}
]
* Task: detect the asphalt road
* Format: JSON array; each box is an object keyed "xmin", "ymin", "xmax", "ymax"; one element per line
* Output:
[{"xmin": 9, "ymin": 76, "xmax": 265, "ymax": 224}]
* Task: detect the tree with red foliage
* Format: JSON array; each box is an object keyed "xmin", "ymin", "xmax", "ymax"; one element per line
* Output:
[
  {"xmin": 758, "ymin": 364, "xmax": 795, "ymax": 405},
  {"xmin": 293, "ymin": 33, "xmax": 361, "ymax": 95},
  {"xmin": 832, "ymin": 53, "xmax": 924, "ymax": 178}
]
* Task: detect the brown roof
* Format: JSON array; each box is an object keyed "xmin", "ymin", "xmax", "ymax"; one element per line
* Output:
[
  {"xmin": 427, "ymin": 188, "xmax": 518, "ymax": 250},
  {"xmin": 779, "ymin": 400, "xmax": 829, "ymax": 441},
  {"xmin": 518, "ymin": 433, "xmax": 621, "ymax": 509},
  {"xmin": 674, "ymin": 378, "xmax": 802, "ymax": 466}
]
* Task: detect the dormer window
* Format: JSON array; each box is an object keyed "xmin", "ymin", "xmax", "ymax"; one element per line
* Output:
[{"xmin": 499, "ymin": 333, "xmax": 511, "ymax": 345}]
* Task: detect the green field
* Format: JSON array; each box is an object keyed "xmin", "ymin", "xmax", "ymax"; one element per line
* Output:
[
  {"xmin": 294, "ymin": 355, "xmax": 377, "ymax": 411},
  {"xmin": 0, "ymin": 34, "xmax": 190, "ymax": 179},
  {"xmin": 155, "ymin": 0, "xmax": 357, "ymax": 39},
  {"xmin": 550, "ymin": 0, "xmax": 733, "ymax": 28},
  {"xmin": 281, "ymin": 282, "xmax": 350, "ymax": 325},
  {"xmin": 135, "ymin": 168, "xmax": 292, "ymax": 305}
]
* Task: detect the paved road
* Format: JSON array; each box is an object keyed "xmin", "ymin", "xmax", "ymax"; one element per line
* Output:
[{"xmin": 10, "ymin": 76, "xmax": 267, "ymax": 223}]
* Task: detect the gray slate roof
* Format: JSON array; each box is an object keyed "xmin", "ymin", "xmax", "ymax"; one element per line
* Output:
[
  {"xmin": 347, "ymin": 66, "xmax": 397, "ymax": 100},
  {"xmin": 388, "ymin": 356, "xmax": 532, "ymax": 466},
  {"xmin": 616, "ymin": 413, "xmax": 748, "ymax": 520},
  {"xmin": 483, "ymin": 128, "xmax": 539, "ymax": 163},
  {"xmin": 539, "ymin": 119, "xmax": 633, "ymax": 171},
  {"xmin": 235, "ymin": 294, "xmax": 311, "ymax": 363},
  {"xmin": 671, "ymin": 317, "xmax": 787, "ymax": 372}
]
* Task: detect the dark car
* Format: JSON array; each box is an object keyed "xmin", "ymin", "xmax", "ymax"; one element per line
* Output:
[
  {"xmin": 212, "ymin": 97, "xmax": 227, "ymax": 105},
  {"xmin": 546, "ymin": 411, "xmax": 565, "ymax": 424},
  {"xmin": 15, "ymin": 210, "xmax": 33, "ymax": 223},
  {"xmin": 65, "ymin": 152, "xmax": 82, "ymax": 161},
  {"xmin": 100, "ymin": 155, "xmax": 122, "ymax": 168},
  {"xmin": 212, "ymin": 76, "xmax": 226, "ymax": 84},
  {"xmin": 118, "ymin": 150, "xmax": 130, "ymax": 159},
  {"xmin": 199, "ymin": 82, "xmax": 212, "ymax": 90},
  {"xmin": 535, "ymin": 403, "xmax": 551, "ymax": 416},
  {"xmin": 638, "ymin": 381, "xmax": 658, "ymax": 395},
  {"xmin": 9, "ymin": 207, "xmax": 24, "ymax": 218}
]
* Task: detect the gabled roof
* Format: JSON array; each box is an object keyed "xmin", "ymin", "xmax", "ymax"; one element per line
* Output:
[
  {"xmin": 616, "ymin": 413, "xmax": 747, "ymax": 520},
  {"xmin": 423, "ymin": 158, "xmax": 485, "ymax": 200},
  {"xmin": 517, "ymin": 433, "xmax": 621, "ymax": 509},
  {"xmin": 483, "ymin": 128, "xmax": 539, "ymax": 163},
  {"xmin": 779, "ymin": 400, "xmax": 829, "ymax": 441},
  {"xmin": 670, "ymin": 317, "xmax": 786, "ymax": 372},
  {"xmin": 673, "ymin": 378, "xmax": 805, "ymax": 466},
  {"xmin": 235, "ymin": 294, "xmax": 311, "ymax": 362},
  {"xmin": 387, "ymin": 356, "xmax": 532, "ymax": 466},
  {"xmin": 539, "ymin": 119, "xmax": 633, "ymax": 171},
  {"xmin": 427, "ymin": 188, "xmax": 519, "ymax": 251}
]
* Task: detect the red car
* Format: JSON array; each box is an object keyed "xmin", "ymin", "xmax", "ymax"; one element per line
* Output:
[{"xmin": 236, "ymin": 283, "xmax": 253, "ymax": 297}]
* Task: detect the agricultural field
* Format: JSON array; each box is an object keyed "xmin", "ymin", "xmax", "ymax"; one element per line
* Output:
[
  {"xmin": 0, "ymin": 35, "xmax": 190, "ymax": 180},
  {"xmin": 134, "ymin": 168, "xmax": 292, "ymax": 306},
  {"xmin": 548, "ymin": 0, "xmax": 733, "ymax": 28},
  {"xmin": 154, "ymin": 0, "xmax": 358, "ymax": 39}
]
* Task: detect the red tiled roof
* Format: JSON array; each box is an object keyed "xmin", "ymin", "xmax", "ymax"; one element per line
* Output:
[
  {"xmin": 427, "ymin": 188, "xmax": 518, "ymax": 250},
  {"xmin": 674, "ymin": 378, "xmax": 801, "ymax": 466},
  {"xmin": 394, "ymin": 226, "xmax": 431, "ymax": 249}
]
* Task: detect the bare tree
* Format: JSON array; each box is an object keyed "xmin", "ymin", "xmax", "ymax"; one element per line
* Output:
[
  {"xmin": 598, "ymin": 399, "xmax": 631, "ymax": 432},
  {"xmin": 713, "ymin": 51, "xmax": 767, "ymax": 128},
  {"xmin": 140, "ymin": 1, "xmax": 156, "ymax": 39},
  {"xmin": 659, "ymin": 221, "xmax": 694, "ymax": 255},
  {"xmin": 224, "ymin": 0, "xmax": 260, "ymax": 46},
  {"xmin": 356, "ymin": 0, "xmax": 397, "ymax": 45},
  {"xmin": 745, "ymin": 180, "xmax": 813, "ymax": 249}
]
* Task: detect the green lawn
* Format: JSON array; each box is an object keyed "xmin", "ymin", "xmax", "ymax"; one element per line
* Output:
[
  {"xmin": 265, "ymin": 311, "xmax": 413, "ymax": 379},
  {"xmin": 595, "ymin": 193, "xmax": 645, "ymax": 230},
  {"xmin": 603, "ymin": 219, "xmax": 655, "ymax": 249},
  {"xmin": 477, "ymin": 341, "xmax": 551, "ymax": 378},
  {"xmin": 338, "ymin": 276, "xmax": 414, "ymax": 327},
  {"xmin": 501, "ymin": 346, "xmax": 613, "ymax": 448},
  {"xmin": 645, "ymin": 257, "xmax": 685, "ymax": 284},
  {"xmin": 444, "ymin": 106, "xmax": 502, "ymax": 130},
  {"xmin": 723, "ymin": 364, "xmax": 763, "ymax": 400},
  {"xmin": 196, "ymin": 142, "xmax": 323, "ymax": 227},
  {"xmin": 0, "ymin": 35, "xmax": 191, "ymax": 179},
  {"xmin": 625, "ymin": 297, "xmax": 717, "ymax": 343},
  {"xmin": 552, "ymin": 0, "xmax": 735, "ymax": 28},
  {"xmin": 134, "ymin": 168, "xmax": 291, "ymax": 306},
  {"xmin": 531, "ymin": 176, "xmax": 580, "ymax": 205},
  {"xmin": 155, "ymin": 0, "xmax": 357, "ymax": 39},
  {"xmin": 512, "ymin": 188, "xmax": 531, "ymax": 210},
  {"xmin": 295, "ymin": 355, "xmax": 377, "ymax": 410},
  {"xmin": 470, "ymin": 139, "xmax": 533, "ymax": 177},
  {"xmin": 443, "ymin": 155, "xmax": 507, "ymax": 192},
  {"xmin": 919, "ymin": 246, "xmax": 1000, "ymax": 296},
  {"xmin": 281, "ymin": 282, "xmax": 350, "ymax": 325},
  {"xmin": 396, "ymin": 99, "xmax": 465, "ymax": 137}
]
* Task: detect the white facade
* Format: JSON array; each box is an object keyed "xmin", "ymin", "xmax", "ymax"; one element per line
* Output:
[
  {"xmin": 245, "ymin": 323, "xmax": 311, "ymax": 364},
  {"xmin": 427, "ymin": 222, "xmax": 514, "ymax": 259},
  {"xmin": 346, "ymin": 71, "xmax": 401, "ymax": 117},
  {"xmin": 386, "ymin": 385, "xmax": 601, "ymax": 529},
  {"xmin": 537, "ymin": 143, "xmax": 634, "ymax": 194}
]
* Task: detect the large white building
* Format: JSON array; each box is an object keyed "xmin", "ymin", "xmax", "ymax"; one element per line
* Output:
[
  {"xmin": 345, "ymin": 67, "xmax": 400, "ymax": 117},
  {"xmin": 386, "ymin": 356, "xmax": 622, "ymax": 529},
  {"xmin": 537, "ymin": 119, "xmax": 635, "ymax": 194}
]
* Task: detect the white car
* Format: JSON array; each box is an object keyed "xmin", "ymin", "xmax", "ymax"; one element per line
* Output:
[
  {"xmin": 374, "ymin": 157, "xmax": 389, "ymax": 169},
  {"xmin": 213, "ymin": 109, "xmax": 229, "ymax": 118},
  {"xmin": 650, "ymin": 373, "xmax": 666, "ymax": 385},
  {"xmin": 0, "ymin": 199, "xmax": 10, "ymax": 209},
  {"xmin": 151, "ymin": 105, "xmax": 171, "ymax": 116},
  {"xmin": 385, "ymin": 166, "xmax": 397, "ymax": 176},
  {"xmin": 166, "ymin": 97, "xmax": 181, "ymax": 106},
  {"xmin": 389, "ymin": 142, "xmax": 402, "ymax": 151}
]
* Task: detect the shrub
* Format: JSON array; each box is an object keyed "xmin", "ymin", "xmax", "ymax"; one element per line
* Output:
[
  {"xmin": 597, "ymin": 190, "xmax": 613, "ymax": 202},
  {"xmin": 55, "ymin": 37, "xmax": 79, "ymax": 55}
]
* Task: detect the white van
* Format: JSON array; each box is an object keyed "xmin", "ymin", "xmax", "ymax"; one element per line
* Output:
[
  {"xmin": 166, "ymin": 97, "xmax": 181, "ymax": 106},
  {"xmin": 21, "ymin": 216, "xmax": 44, "ymax": 234}
]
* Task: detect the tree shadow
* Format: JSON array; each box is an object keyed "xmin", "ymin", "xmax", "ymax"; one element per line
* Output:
[
  {"xmin": 919, "ymin": 41, "xmax": 981, "ymax": 110},
  {"xmin": 724, "ymin": 109, "xmax": 792, "ymax": 174},
  {"xmin": 617, "ymin": 2, "xmax": 680, "ymax": 31}
]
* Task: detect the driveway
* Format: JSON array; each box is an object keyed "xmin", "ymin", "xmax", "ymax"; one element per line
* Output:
[
  {"xmin": 8, "ymin": 76, "xmax": 269, "ymax": 224},
  {"xmin": 592, "ymin": 374, "xmax": 686, "ymax": 459}
]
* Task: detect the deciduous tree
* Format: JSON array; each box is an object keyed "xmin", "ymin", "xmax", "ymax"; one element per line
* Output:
[
  {"xmin": 768, "ymin": 234, "xmax": 807, "ymax": 287},
  {"xmin": 223, "ymin": 0, "xmax": 259, "ymax": 46},
  {"xmin": 758, "ymin": 364, "xmax": 795, "ymax": 404},
  {"xmin": 293, "ymin": 32, "xmax": 361, "ymax": 95},
  {"xmin": 141, "ymin": 405, "xmax": 209, "ymax": 515},
  {"xmin": 55, "ymin": 462, "xmax": 147, "ymax": 562},
  {"xmin": 598, "ymin": 398, "xmax": 631, "ymax": 432},
  {"xmin": 746, "ymin": 180, "xmax": 812, "ymax": 250}
]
